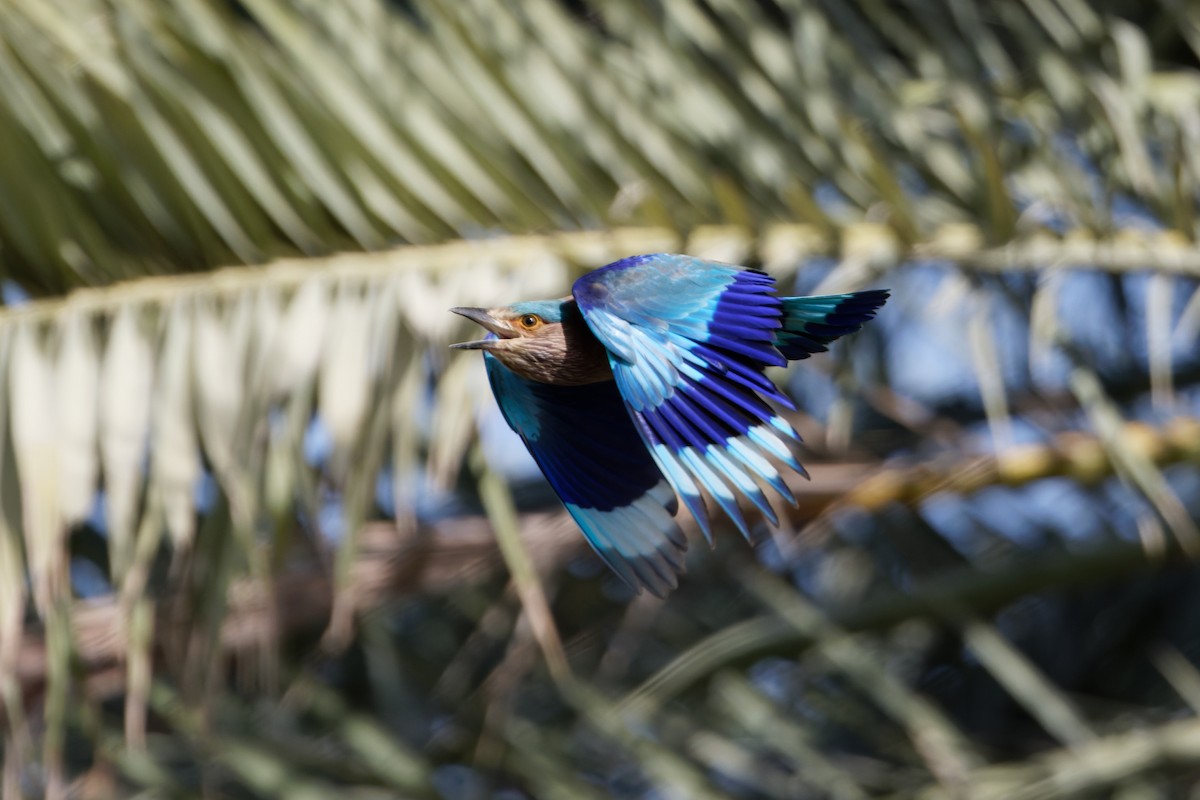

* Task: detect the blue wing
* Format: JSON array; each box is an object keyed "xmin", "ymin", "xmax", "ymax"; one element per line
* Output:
[
  {"xmin": 573, "ymin": 254, "xmax": 809, "ymax": 542},
  {"xmin": 484, "ymin": 352, "xmax": 687, "ymax": 596},
  {"xmin": 775, "ymin": 290, "xmax": 889, "ymax": 360}
]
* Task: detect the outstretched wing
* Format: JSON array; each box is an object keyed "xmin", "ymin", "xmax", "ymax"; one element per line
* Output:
[
  {"xmin": 484, "ymin": 352, "xmax": 687, "ymax": 596},
  {"xmin": 775, "ymin": 291, "xmax": 889, "ymax": 360},
  {"xmin": 572, "ymin": 254, "xmax": 808, "ymax": 542}
]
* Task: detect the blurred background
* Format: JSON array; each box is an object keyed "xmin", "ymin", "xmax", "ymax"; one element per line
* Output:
[{"xmin": 3, "ymin": 0, "xmax": 1200, "ymax": 797}]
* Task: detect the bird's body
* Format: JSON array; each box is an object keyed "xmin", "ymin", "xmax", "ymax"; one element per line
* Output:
[{"xmin": 452, "ymin": 254, "xmax": 888, "ymax": 595}]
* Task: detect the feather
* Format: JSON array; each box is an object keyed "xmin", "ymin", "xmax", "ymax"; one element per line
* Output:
[
  {"xmin": 774, "ymin": 290, "xmax": 890, "ymax": 360},
  {"xmin": 484, "ymin": 352, "xmax": 686, "ymax": 596},
  {"xmin": 575, "ymin": 255, "xmax": 810, "ymax": 538}
]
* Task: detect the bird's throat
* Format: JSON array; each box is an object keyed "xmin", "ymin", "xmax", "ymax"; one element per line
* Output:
[{"xmin": 499, "ymin": 337, "xmax": 612, "ymax": 386}]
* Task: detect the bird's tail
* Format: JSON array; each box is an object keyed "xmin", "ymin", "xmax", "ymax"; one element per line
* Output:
[{"xmin": 774, "ymin": 290, "xmax": 889, "ymax": 361}]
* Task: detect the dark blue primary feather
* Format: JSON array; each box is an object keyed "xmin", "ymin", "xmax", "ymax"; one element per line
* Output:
[
  {"xmin": 484, "ymin": 351, "xmax": 687, "ymax": 595},
  {"xmin": 574, "ymin": 254, "xmax": 810, "ymax": 542}
]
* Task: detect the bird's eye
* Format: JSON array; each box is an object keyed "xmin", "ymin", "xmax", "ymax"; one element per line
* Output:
[{"xmin": 519, "ymin": 314, "xmax": 542, "ymax": 329}]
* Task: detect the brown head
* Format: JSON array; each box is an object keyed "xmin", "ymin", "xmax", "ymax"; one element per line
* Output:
[{"xmin": 450, "ymin": 298, "xmax": 612, "ymax": 386}]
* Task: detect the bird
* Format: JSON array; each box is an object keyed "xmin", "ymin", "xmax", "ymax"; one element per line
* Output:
[{"xmin": 451, "ymin": 254, "xmax": 888, "ymax": 596}]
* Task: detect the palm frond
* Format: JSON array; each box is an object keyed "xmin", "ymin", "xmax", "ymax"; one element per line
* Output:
[{"xmin": 3, "ymin": 1, "xmax": 1200, "ymax": 797}]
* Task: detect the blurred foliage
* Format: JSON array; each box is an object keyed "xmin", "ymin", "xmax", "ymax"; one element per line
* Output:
[{"xmin": 2, "ymin": 0, "xmax": 1200, "ymax": 798}]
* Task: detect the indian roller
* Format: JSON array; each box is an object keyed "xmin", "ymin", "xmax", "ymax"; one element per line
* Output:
[{"xmin": 451, "ymin": 254, "xmax": 888, "ymax": 596}]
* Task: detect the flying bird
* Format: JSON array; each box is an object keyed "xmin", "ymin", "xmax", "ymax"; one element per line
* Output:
[{"xmin": 452, "ymin": 254, "xmax": 888, "ymax": 596}]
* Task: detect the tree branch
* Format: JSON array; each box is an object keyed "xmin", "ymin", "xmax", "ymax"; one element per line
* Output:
[{"xmin": 15, "ymin": 418, "xmax": 1200, "ymax": 701}]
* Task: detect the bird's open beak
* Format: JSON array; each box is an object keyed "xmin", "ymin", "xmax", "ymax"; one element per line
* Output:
[{"xmin": 449, "ymin": 307, "xmax": 515, "ymax": 350}]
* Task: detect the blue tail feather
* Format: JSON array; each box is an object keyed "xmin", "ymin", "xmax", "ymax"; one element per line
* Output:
[{"xmin": 774, "ymin": 290, "xmax": 889, "ymax": 361}]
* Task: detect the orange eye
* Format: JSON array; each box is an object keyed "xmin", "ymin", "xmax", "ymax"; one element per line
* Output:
[{"xmin": 518, "ymin": 314, "xmax": 542, "ymax": 329}]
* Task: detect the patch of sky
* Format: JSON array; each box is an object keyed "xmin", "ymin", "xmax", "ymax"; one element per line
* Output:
[
  {"xmin": 1128, "ymin": 388, "xmax": 1200, "ymax": 424},
  {"xmin": 785, "ymin": 364, "xmax": 837, "ymax": 423},
  {"xmin": 989, "ymin": 282, "xmax": 1036, "ymax": 385},
  {"xmin": 924, "ymin": 476, "xmax": 1114, "ymax": 557},
  {"xmin": 303, "ymin": 415, "xmax": 333, "ymax": 468},
  {"xmin": 194, "ymin": 470, "xmax": 218, "ymax": 515},
  {"xmin": 786, "ymin": 256, "xmax": 838, "ymax": 295},
  {"xmin": 1014, "ymin": 196, "xmax": 1075, "ymax": 234},
  {"xmin": 883, "ymin": 263, "xmax": 982, "ymax": 406},
  {"xmin": 309, "ymin": 485, "xmax": 343, "ymax": 544},
  {"xmin": 1093, "ymin": 480, "xmax": 1152, "ymax": 543},
  {"xmin": 1117, "ymin": 271, "xmax": 1200, "ymax": 372},
  {"xmin": 960, "ymin": 416, "xmax": 1055, "ymax": 456},
  {"xmin": 1, "ymin": 281, "xmax": 29, "ymax": 306},
  {"xmin": 87, "ymin": 490, "xmax": 108, "ymax": 536},
  {"xmin": 374, "ymin": 470, "xmax": 395, "ymax": 518},
  {"xmin": 1177, "ymin": 384, "xmax": 1200, "ymax": 418},
  {"xmin": 960, "ymin": 490, "xmax": 1047, "ymax": 555},
  {"xmin": 1168, "ymin": 465, "xmax": 1200, "ymax": 517},
  {"xmin": 1112, "ymin": 193, "xmax": 1167, "ymax": 230},
  {"xmin": 1028, "ymin": 336, "xmax": 1074, "ymax": 394},
  {"xmin": 477, "ymin": 395, "xmax": 540, "ymax": 480},
  {"xmin": 374, "ymin": 465, "xmax": 463, "ymax": 522},
  {"xmin": 919, "ymin": 493, "xmax": 981, "ymax": 559},
  {"xmin": 996, "ymin": 479, "xmax": 1106, "ymax": 544},
  {"xmin": 748, "ymin": 657, "xmax": 801, "ymax": 705},
  {"xmin": 812, "ymin": 180, "xmax": 856, "ymax": 220},
  {"xmin": 71, "ymin": 558, "xmax": 111, "ymax": 599}
]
